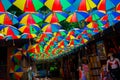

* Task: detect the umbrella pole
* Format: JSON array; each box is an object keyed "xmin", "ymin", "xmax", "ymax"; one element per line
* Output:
[{"xmin": 13, "ymin": 39, "xmax": 15, "ymax": 46}]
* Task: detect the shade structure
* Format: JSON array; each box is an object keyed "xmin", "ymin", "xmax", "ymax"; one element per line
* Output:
[
  {"xmin": 42, "ymin": 23, "xmax": 61, "ymax": 33},
  {"xmin": 57, "ymin": 39, "xmax": 69, "ymax": 49},
  {"xmin": 13, "ymin": 0, "xmax": 44, "ymax": 12},
  {"xmin": 0, "ymin": 12, "xmax": 18, "ymax": 25},
  {"xmin": 53, "ymin": 29, "xmax": 67, "ymax": 38},
  {"xmin": 18, "ymin": 24, "xmax": 41, "ymax": 35},
  {"xmin": 0, "ymin": 0, "xmax": 13, "ymax": 12},
  {"xmin": 45, "ymin": 0, "xmax": 72, "ymax": 11},
  {"xmin": 44, "ymin": 11, "xmax": 68, "ymax": 23},
  {"xmin": 0, "ymin": 25, "xmax": 21, "ymax": 36},
  {"xmin": 18, "ymin": 12, "xmax": 43, "ymax": 24},
  {"xmin": 73, "ymin": 0, "xmax": 98, "ymax": 12},
  {"xmin": 97, "ymin": 0, "xmax": 115, "ymax": 12},
  {"xmin": 66, "ymin": 11, "xmax": 89, "ymax": 22}
]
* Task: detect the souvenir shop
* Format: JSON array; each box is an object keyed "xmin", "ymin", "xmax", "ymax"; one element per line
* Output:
[{"xmin": 60, "ymin": 22, "xmax": 120, "ymax": 80}]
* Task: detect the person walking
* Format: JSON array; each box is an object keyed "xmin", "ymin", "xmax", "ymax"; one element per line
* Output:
[{"xmin": 106, "ymin": 53, "xmax": 120, "ymax": 80}]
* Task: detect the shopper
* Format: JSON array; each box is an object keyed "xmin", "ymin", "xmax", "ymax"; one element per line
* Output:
[
  {"xmin": 78, "ymin": 65, "xmax": 87, "ymax": 80},
  {"xmin": 106, "ymin": 53, "xmax": 120, "ymax": 80}
]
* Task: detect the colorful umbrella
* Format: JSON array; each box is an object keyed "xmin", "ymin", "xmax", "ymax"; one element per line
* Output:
[
  {"xmin": 0, "ymin": 25, "xmax": 21, "ymax": 36},
  {"xmin": 4, "ymin": 35, "xmax": 20, "ymax": 40},
  {"xmin": 18, "ymin": 24, "xmax": 41, "ymax": 34},
  {"xmin": 45, "ymin": 0, "xmax": 72, "ymax": 11},
  {"xmin": 68, "ymin": 39, "xmax": 80, "ymax": 47},
  {"xmin": 97, "ymin": 0, "xmax": 115, "ymax": 12},
  {"xmin": 20, "ymin": 33, "xmax": 37, "ymax": 39},
  {"xmin": 42, "ymin": 23, "xmax": 61, "ymax": 33},
  {"xmin": 44, "ymin": 11, "xmax": 68, "ymax": 23},
  {"xmin": 13, "ymin": 0, "xmax": 44, "ymax": 12},
  {"xmin": 66, "ymin": 11, "xmax": 89, "ymax": 22},
  {"xmin": 53, "ymin": 29, "xmax": 67, "ymax": 37},
  {"xmin": 116, "ymin": 3, "xmax": 120, "ymax": 13},
  {"xmin": 85, "ymin": 10, "xmax": 105, "ymax": 22},
  {"xmin": 35, "ymin": 32, "xmax": 53, "ymax": 43},
  {"xmin": 0, "ymin": 0, "xmax": 13, "ymax": 12},
  {"xmin": 18, "ymin": 12, "xmax": 43, "ymax": 24},
  {"xmin": 73, "ymin": 0, "xmax": 98, "ymax": 12},
  {"xmin": 57, "ymin": 39, "xmax": 69, "ymax": 48},
  {"xmin": 87, "ymin": 22, "xmax": 98, "ymax": 29},
  {"xmin": 0, "ymin": 12, "xmax": 18, "ymax": 25},
  {"xmin": 9, "ymin": 72, "xmax": 23, "ymax": 79},
  {"xmin": 0, "ymin": 34, "xmax": 4, "ymax": 39}
]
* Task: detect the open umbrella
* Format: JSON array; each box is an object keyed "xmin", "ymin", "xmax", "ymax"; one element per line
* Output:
[
  {"xmin": 18, "ymin": 12, "xmax": 43, "ymax": 24},
  {"xmin": 97, "ymin": 0, "xmax": 115, "ymax": 12},
  {"xmin": 45, "ymin": 0, "xmax": 72, "ymax": 11},
  {"xmin": 73, "ymin": 0, "xmax": 98, "ymax": 12},
  {"xmin": 57, "ymin": 39, "xmax": 69, "ymax": 48},
  {"xmin": 68, "ymin": 39, "xmax": 80, "ymax": 47},
  {"xmin": 4, "ymin": 35, "xmax": 20, "ymax": 40},
  {"xmin": 53, "ymin": 29, "xmax": 67, "ymax": 38},
  {"xmin": 35, "ymin": 32, "xmax": 53, "ymax": 43},
  {"xmin": 0, "ymin": 12, "xmax": 18, "ymax": 25},
  {"xmin": 42, "ymin": 23, "xmax": 61, "ymax": 33},
  {"xmin": 20, "ymin": 33, "xmax": 37, "ymax": 39},
  {"xmin": 116, "ymin": 3, "xmax": 120, "ymax": 13},
  {"xmin": 0, "ymin": 25, "xmax": 21, "ymax": 36},
  {"xmin": 13, "ymin": 0, "xmax": 44, "ymax": 12},
  {"xmin": 0, "ymin": 34, "xmax": 4, "ymax": 39},
  {"xmin": 18, "ymin": 24, "xmax": 41, "ymax": 34},
  {"xmin": 66, "ymin": 11, "xmax": 89, "ymax": 22},
  {"xmin": 44, "ymin": 11, "xmax": 68, "ymax": 23},
  {"xmin": 9, "ymin": 72, "xmax": 23, "ymax": 79},
  {"xmin": 0, "ymin": 0, "xmax": 13, "ymax": 12},
  {"xmin": 85, "ymin": 10, "xmax": 105, "ymax": 22}
]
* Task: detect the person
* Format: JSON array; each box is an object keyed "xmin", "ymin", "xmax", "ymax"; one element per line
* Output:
[
  {"xmin": 28, "ymin": 66, "xmax": 34, "ymax": 80},
  {"xmin": 106, "ymin": 53, "xmax": 120, "ymax": 80},
  {"xmin": 78, "ymin": 65, "xmax": 87, "ymax": 80}
]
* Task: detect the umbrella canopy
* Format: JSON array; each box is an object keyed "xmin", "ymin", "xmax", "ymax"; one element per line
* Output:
[
  {"xmin": 0, "ymin": 12, "xmax": 18, "ymax": 25},
  {"xmin": 66, "ymin": 11, "xmax": 89, "ymax": 22},
  {"xmin": 13, "ymin": 0, "xmax": 44, "ymax": 12},
  {"xmin": 68, "ymin": 39, "xmax": 80, "ymax": 47},
  {"xmin": 0, "ymin": 34, "xmax": 4, "ymax": 39},
  {"xmin": 42, "ymin": 23, "xmax": 61, "ymax": 33},
  {"xmin": 44, "ymin": 11, "xmax": 68, "ymax": 23},
  {"xmin": 4, "ymin": 35, "xmax": 20, "ymax": 40},
  {"xmin": 53, "ymin": 29, "xmax": 67, "ymax": 37},
  {"xmin": 18, "ymin": 24, "xmax": 41, "ymax": 34},
  {"xmin": 9, "ymin": 72, "xmax": 23, "ymax": 80},
  {"xmin": 0, "ymin": 25, "xmax": 21, "ymax": 36},
  {"xmin": 18, "ymin": 12, "xmax": 43, "ymax": 24},
  {"xmin": 45, "ymin": 0, "xmax": 72, "ymax": 11},
  {"xmin": 73, "ymin": 0, "xmax": 98, "ymax": 12},
  {"xmin": 20, "ymin": 33, "xmax": 37, "ymax": 39},
  {"xmin": 116, "ymin": 3, "xmax": 120, "ymax": 13},
  {"xmin": 85, "ymin": 10, "xmax": 105, "ymax": 22},
  {"xmin": 0, "ymin": 0, "xmax": 13, "ymax": 12},
  {"xmin": 35, "ymin": 32, "xmax": 53, "ymax": 43},
  {"xmin": 97, "ymin": 0, "xmax": 115, "ymax": 12}
]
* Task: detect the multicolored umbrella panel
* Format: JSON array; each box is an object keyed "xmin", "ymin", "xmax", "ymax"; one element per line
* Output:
[
  {"xmin": 66, "ymin": 11, "xmax": 89, "ymax": 22},
  {"xmin": 9, "ymin": 65, "xmax": 23, "ymax": 79},
  {"xmin": 73, "ymin": 0, "xmax": 98, "ymax": 12},
  {"xmin": 0, "ymin": 12, "xmax": 18, "ymax": 25},
  {"xmin": 44, "ymin": 11, "xmax": 68, "ymax": 23},
  {"xmin": 0, "ymin": 25, "xmax": 21, "ymax": 36},
  {"xmin": 18, "ymin": 24, "xmax": 41, "ymax": 35},
  {"xmin": 45, "ymin": 0, "xmax": 73, "ymax": 11},
  {"xmin": 42, "ymin": 23, "xmax": 61, "ymax": 33},
  {"xmin": 97, "ymin": 0, "xmax": 115, "ymax": 13},
  {"xmin": 0, "ymin": 0, "xmax": 13, "ymax": 12},
  {"xmin": 0, "ymin": 34, "xmax": 4, "ymax": 39},
  {"xmin": 18, "ymin": 12, "xmax": 43, "ymax": 25},
  {"xmin": 13, "ymin": 0, "xmax": 45, "ymax": 12}
]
